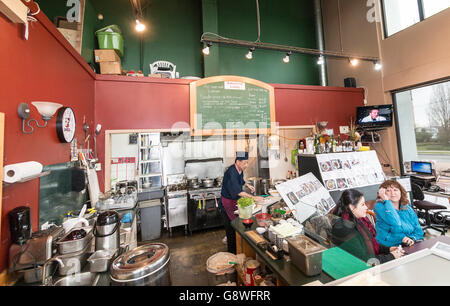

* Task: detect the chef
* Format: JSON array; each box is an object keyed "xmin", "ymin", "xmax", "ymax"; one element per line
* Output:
[{"xmin": 219, "ymin": 152, "xmax": 264, "ymax": 254}]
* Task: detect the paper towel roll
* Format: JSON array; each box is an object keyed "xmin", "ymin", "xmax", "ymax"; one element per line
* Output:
[{"xmin": 3, "ymin": 162, "xmax": 43, "ymax": 184}]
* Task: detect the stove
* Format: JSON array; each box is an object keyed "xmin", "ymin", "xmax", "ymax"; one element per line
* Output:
[
  {"xmin": 187, "ymin": 187, "xmax": 223, "ymax": 234},
  {"xmin": 188, "ymin": 187, "xmax": 221, "ymax": 199}
]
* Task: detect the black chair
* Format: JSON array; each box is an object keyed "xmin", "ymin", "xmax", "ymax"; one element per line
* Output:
[{"xmin": 411, "ymin": 183, "xmax": 449, "ymax": 236}]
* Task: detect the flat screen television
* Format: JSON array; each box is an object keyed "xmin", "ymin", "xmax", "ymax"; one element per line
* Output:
[{"xmin": 356, "ymin": 105, "xmax": 393, "ymax": 129}]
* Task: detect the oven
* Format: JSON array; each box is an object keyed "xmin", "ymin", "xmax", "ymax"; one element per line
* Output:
[{"xmin": 188, "ymin": 188, "xmax": 223, "ymax": 234}]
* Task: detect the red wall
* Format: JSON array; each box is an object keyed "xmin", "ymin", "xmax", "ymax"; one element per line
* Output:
[
  {"xmin": 95, "ymin": 76, "xmax": 364, "ymax": 190},
  {"xmin": 0, "ymin": 11, "xmax": 95, "ymax": 272},
  {"xmin": 0, "ymin": 2, "xmax": 363, "ymax": 274}
]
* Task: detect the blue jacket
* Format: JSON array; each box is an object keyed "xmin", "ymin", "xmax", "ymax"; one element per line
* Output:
[{"xmin": 374, "ymin": 200, "xmax": 424, "ymax": 247}]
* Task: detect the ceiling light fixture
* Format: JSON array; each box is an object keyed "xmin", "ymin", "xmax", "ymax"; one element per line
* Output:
[
  {"xmin": 349, "ymin": 58, "xmax": 360, "ymax": 67},
  {"xmin": 135, "ymin": 19, "xmax": 146, "ymax": 32},
  {"xmin": 374, "ymin": 61, "xmax": 383, "ymax": 71},
  {"xmin": 246, "ymin": 48, "xmax": 255, "ymax": 60},
  {"xmin": 317, "ymin": 56, "xmax": 325, "ymax": 65},
  {"xmin": 283, "ymin": 52, "xmax": 291, "ymax": 63},
  {"xmin": 202, "ymin": 43, "xmax": 212, "ymax": 55},
  {"xmin": 200, "ymin": 33, "xmax": 380, "ymax": 67}
]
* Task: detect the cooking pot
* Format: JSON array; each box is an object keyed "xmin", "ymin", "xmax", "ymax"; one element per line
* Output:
[
  {"xmin": 202, "ymin": 178, "xmax": 215, "ymax": 188},
  {"xmin": 261, "ymin": 179, "xmax": 271, "ymax": 195},
  {"xmin": 248, "ymin": 177, "xmax": 262, "ymax": 195},
  {"xmin": 215, "ymin": 177, "xmax": 223, "ymax": 187},
  {"xmin": 110, "ymin": 243, "xmax": 171, "ymax": 286},
  {"xmin": 187, "ymin": 177, "xmax": 199, "ymax": 188}
]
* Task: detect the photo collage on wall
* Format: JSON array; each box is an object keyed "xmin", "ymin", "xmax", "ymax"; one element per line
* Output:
[
  {"xmin": 316, "ymin": 151, "xmax": 386, "ymax": 192},
  {"xmin": 275, "ymin": 173, "xmax": 336, "ymax": 223}
]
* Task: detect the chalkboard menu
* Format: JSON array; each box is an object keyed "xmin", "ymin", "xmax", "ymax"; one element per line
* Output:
[{"xmin": 190, "ymin": 76, "xmax": 275, "ymax": 136}]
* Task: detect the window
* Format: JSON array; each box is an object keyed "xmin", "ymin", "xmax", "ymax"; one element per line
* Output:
[
  {"xmin": 394, "ymin": 80, "xmax": 450, "ymax": 172},
  {"xmin": 382, "ymin": 0, "xmax": 421, "ymax": 37},
  {"xmin": 382, "ymin": 0, "xmax": 450, "ymax": 37},
  {"xmin": 423, "ymin": 0, "xmax": 450, "ymax": 18}
]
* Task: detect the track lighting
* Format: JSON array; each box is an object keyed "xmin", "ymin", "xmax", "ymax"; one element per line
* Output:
[
  {"xmin": 202, "ymin": 43, "xmax": 212, "ymax": 55},
  {"xmin": 246, "ymin": 48, "xmax": 255, "ymax": 60},
  {"xmin": 374, "ymin": 61, "xmax": 383, "ymax": 71},
  {"xmin": 283, "ymin": 52, "xmax": 291, "ymax": 63},
  {"xmin": 317, "ymin": 56, "xmax": 325, "ymax": 65}
]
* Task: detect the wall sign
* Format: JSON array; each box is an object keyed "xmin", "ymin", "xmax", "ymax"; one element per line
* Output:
[{"xmin": 190, "ymin": 76, "xmax": 276, "ymax": 136}]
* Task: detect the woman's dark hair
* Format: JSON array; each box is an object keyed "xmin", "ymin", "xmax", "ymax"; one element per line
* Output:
[{"xmin": 336, "ymin": 189, "xmax": 364, "ymax": 222}]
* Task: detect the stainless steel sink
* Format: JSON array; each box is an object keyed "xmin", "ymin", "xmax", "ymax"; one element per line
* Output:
[{"xmin": 53, "ymin": 272, "xmax": 100, "ymax": 286}]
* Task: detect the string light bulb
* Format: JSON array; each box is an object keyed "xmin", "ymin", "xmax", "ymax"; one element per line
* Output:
[{"xmin": 246, "ymin": 48, "xmax": 255, "ymax": 60}]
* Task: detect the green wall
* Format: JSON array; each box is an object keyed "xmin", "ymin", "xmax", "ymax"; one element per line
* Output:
[
  {"xmin": 38, "ymin": 0, "xmax": 320, "ymax": 85},
  {"xmin": 214, "ymin": 0, "xmax": 319, "ymax": 85}
]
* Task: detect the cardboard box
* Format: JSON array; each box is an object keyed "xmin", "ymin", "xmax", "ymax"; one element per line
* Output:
[
  {"xmin": 100, "ymin": 61, "xmax": 122, "ymax": 75},
  {"xmin": 58, "ymin": 28, "xmax": 78, "ymax": 49},
  {"xmin": 0, "ymin": 0, "xmax": 28, "ymax": 24},
  {"xmin": 95, "ymin": 49, "xmax": 121, "ymax": 63}
]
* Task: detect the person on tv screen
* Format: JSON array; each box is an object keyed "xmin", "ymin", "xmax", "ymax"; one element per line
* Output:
[{"xmin": 360, "ymin": 109, "xmax": 387, "ymax": 123}]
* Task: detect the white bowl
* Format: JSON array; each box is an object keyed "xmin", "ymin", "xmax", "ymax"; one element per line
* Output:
[{"xmin": 256, "ymin": 227, "xmax": 266, "ymax": 235}]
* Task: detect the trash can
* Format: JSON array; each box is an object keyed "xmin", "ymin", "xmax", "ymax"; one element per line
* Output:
[
  {"xmin": 95, "ymin": 25, "xmax": 124, "ymax": 57},
  {"xmin": 139, "ymin": 200, "xmax": 162, "ymax": 241},
  {"xmin": 206, "ymin": 252, "xmax": 237, "ymax": 286}
]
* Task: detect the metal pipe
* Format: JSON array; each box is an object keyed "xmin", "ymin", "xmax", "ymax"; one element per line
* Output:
[{"xmin": 314, "ymin": 0, "xmax": 327, "ymax": 86}]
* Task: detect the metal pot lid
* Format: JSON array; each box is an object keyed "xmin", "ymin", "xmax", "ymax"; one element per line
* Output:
[{"xmin": 110, "ymin": 243, "xmax": 170, "ymax": 281}]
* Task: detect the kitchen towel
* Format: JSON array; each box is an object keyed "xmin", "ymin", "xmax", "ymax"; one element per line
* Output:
[{"xmin": 3, "ymin": 161, "xmax": 43, "ymax": 183}]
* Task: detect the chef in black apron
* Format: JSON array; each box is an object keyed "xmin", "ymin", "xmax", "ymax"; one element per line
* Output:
[{"xmin": 219, "ymin": 152, "xmax": 263, "ymax": 253}]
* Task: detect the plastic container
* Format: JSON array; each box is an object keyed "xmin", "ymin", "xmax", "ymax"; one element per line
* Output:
[
  {"xmin": 238, "ymin": 205, "xmax": 253, "ymax": 219},
  {"xmin": 95, "ymin": 25, "xmax": 124, "ymax": 57},
  {"xmin": 255, "ymin": 213, "xmax": 271, "ymax": 227},
  {"xmin": 206, "ymin": 252, "xmax": 237, "ymax": 286}
]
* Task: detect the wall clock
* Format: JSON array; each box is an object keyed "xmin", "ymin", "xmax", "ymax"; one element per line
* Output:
[{"xmin": 56, "ymin": 107, "xmax": 76, "ymax": 143}]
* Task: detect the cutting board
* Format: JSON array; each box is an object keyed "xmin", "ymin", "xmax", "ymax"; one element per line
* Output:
[{"xmin": 322, "ymin": 247, "xmax": 370, "ymax": 280}]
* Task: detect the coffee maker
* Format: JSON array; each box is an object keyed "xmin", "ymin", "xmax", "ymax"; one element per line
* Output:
[
  {"xmin": 8, "ymin": 206, "xmax": 31, "ymax": 245},
  {"xmin": 8, "ymin": 206, "xmax": 64, "ymax": 283}
]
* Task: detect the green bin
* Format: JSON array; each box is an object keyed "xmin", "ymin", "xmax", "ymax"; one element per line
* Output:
[{"xmin": 95, "ymin": 25, "xmax": 124, "ymax": 57}]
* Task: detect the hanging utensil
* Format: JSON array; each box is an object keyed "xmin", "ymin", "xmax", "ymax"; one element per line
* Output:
[{"xmin": 284, "ymin": 131, "xmax": 288, "ymax": 162}]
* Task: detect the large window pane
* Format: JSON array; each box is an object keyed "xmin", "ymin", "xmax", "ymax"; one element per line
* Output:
[
  {"xmin": 383, "ymin": 0, "xmax": 421, "ymax": 36},
  {"xmin": 423, "ymin": 0, "xmax": 450, "ymax": 18},
  {"xmin": 395, "ymin": 81, "xmax": 450, "ymax": 172}
]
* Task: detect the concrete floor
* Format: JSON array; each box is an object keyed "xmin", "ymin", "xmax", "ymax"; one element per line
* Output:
[{"xmin": 139, "ymin": 227, "xmax": 227, "ymax": 286}]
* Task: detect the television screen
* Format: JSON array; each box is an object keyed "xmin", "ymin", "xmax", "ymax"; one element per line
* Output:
[{"xmin": 356, "ymin": 105, "xmax": 393, "ymax": 129}]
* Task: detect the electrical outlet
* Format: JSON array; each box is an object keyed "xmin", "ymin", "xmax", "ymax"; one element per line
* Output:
[
  {"xmin": 340, "ymin": 126, "xmax": 350, "ymax": 134},
  {"xmin": 95, "ymin": 163, "xmax": 102, "ymax": 171}
]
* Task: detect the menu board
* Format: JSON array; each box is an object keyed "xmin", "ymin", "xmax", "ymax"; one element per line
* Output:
[
  {"xmin": 275, "ymin": 173, "xmax": 336, "ymax": 223},
  {"xmin": 190, "ymin": 76, "xmax": 275, "ymax": 136},
  {"xmin": 316, "ymin": 151, "xmax": 385, "ymax": 192}
]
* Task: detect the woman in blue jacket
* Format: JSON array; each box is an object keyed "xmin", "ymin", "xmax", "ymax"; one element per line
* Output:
[{"xmin": 374, "ymin": 180, "xmax": 424, "ymax": 247}]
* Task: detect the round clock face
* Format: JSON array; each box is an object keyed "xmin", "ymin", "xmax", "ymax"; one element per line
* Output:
[{"xmin": 56, "ymin": 107, "xmax": 76, "ymax": 143}]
